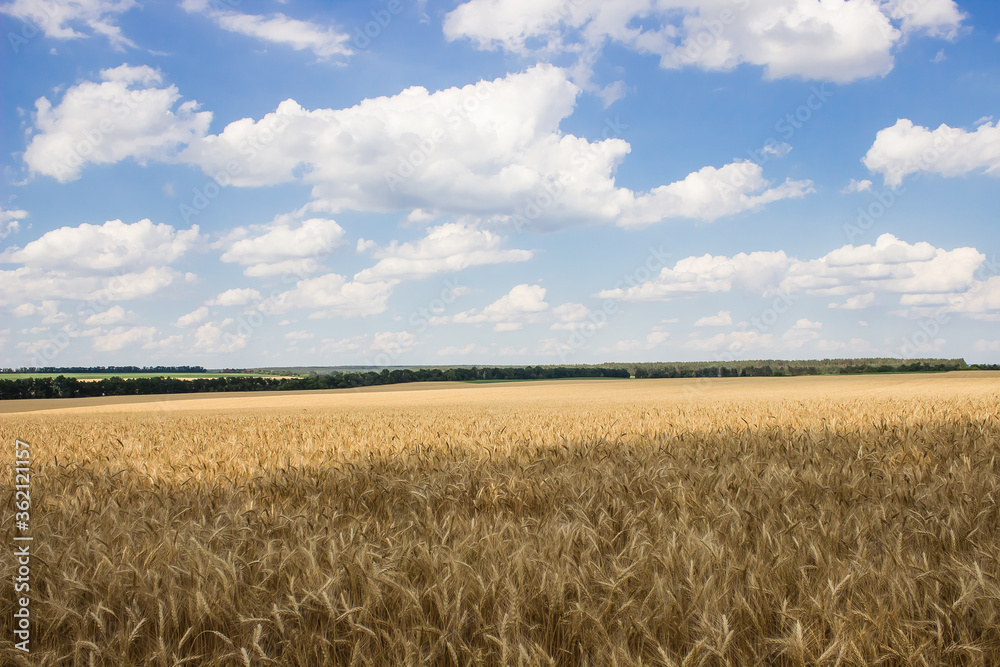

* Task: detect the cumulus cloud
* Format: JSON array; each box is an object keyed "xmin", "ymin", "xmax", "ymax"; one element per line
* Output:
[
  {"xmin": 973, "ymin": 339, "xmax": 1000, "ymax": 353},
  {"xmin": 598, "ymin": 250, "xmax": 792, "ymax": 301},
  {"xmin": 549, "ymin": 302, "xmax": 603, "ymax": 331},
  {"xmin": 24, "ymin": 65, "xmax": 212, "ymax": 182},
  {"xmin": 181, "ymin": 0, "xmax": 352, "ymax": 59},
  {"xmin": 207, "ymin": 288, "xmax": 262, "ymax": 307},
  {"xmin": 1, "ymin": 218, "xmax": 201, "ymax": 272},
  {"xmin": 12, "ymin": 300, "xmax": 69, "ymax": 324},
  {"xmin": 901, "ymin": 276, "xmax": 1000, "ymax": 321},
  {"xmin": 176, "ymin": 306, "xmax": 209, "ymax": 327},
  {"xmin": 599, "ymin": 234, "xmax": 984, "ymax": 306},
  {"xmin": 829, "ymin": 292, "xmax": 875, "ymax": 309},
  {"xmin": 0, "ymin": 207, "xmax": 27, "ymax": 240},
  {"xmin": 25, "ymin": 65, "xmax": 807, "ymax": 227},
  {"xmin": 779, "ymin": 318, "xmax": 825, "ymax": 348},
  {"xmin": 448, "ymin": 284, "xmax": 549, "ymax": 331},
  {"xmin": 274, "ymin": 273, "xmax": 396, "ymax": 318},
  {"xmin": 618, "ymin": 161, "xmax": 812, "ymax": 226},
  {"xmin": 684, "ymin": 330, "xmax": 773, "ymax": 353},
  {"xmin": 0, "ymin": 219, "xmax": 199, "ymax": 307},
  {"xmin": 841, "ymin": 178, "xmax": 872, "ymax": 193},
  {"xmin": 219, "ymin": 217, "xmax": 345, "ymax": 277},
  {"xmin": 694, "ymin": 310, "xmax": 732, "ymax": 327},
  {"xmin": 83, "ymin": 305, "xmax": 132, "ymax": 325},
  {"xmin": 193, "ymin": 319, "xmax": 248, "ymax": 354},
  {"xmin": 92, "ymin": 325, "xmax": 156, "ymax": 352},
  {"xmin": 863, "ymin": 119, "xmax": 1000, "ymax": 187},
  {"xmin": 354, "ymin": 222, "xmax": 533, "ymax": 283},
  {"xmin": 1, "ymin": 0, "xmax": 138, "ymax": 49},
  {"xmin": 443, "ymin": 0, "xmax": 964, "ymax": 84},
  {"xmin": 603, "ymin": 331, "xmax": 670, "ymax": 353},
  {"xmin": 369, "ymin": 331, "xmax": 416, "ymax": 355}
]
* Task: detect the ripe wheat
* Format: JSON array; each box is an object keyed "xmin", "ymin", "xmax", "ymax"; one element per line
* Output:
[{"xmin": 1, "ymin": 374, "xmax": 999, "ymax": 665}]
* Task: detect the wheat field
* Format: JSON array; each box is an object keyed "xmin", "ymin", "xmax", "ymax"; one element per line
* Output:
[{"xmin": 2, "ymin": 373, "xmax": 999, "ymax": 665}]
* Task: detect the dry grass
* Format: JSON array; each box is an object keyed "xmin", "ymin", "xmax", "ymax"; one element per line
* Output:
[{"xmin": 2, "ymin": 373, "xmax": 1000, "ymax": 665}]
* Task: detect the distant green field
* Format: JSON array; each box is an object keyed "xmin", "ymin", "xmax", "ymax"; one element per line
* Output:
[{"xmin": 0, "ymin": 372, "xmax": 274, "ymax": 380}]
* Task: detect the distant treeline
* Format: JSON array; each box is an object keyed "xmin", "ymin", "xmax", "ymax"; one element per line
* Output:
[
  {"xmin": 632, "ymin": 359, "xmax": 977, "ymax": 378},
  {"xmin": 2, "ymin": 360, "xmax": 995, "ymax": 400},
  {"xmin": 0, "ymin": 366, "xmax": 630, "ymax": 400},
  {"xmin": 0, "ymin": 365, "xmax": 207, "ymax": 374}
]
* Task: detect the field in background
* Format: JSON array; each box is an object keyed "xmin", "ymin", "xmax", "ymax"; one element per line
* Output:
[{"xmin": 2, "ymin": 373, "xmax": 999, "ymax": 664}]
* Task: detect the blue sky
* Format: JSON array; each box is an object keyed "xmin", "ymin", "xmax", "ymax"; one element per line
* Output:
[{"xmin": 1, "ymin": 0, "xmax": 998, "ymax": 369}]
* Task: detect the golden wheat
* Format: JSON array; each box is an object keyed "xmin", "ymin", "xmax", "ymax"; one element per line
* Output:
[{"xmin": 1, "ymin": 373, "xmax": 999, "ymax": 665}]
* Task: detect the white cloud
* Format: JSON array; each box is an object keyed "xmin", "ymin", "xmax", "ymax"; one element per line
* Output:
[
  {"xmin": 369, "ymin": 331, "xmax": 416, "ymax": 355},
  {"xmin": 12, "ymin": 300, "xmax": 69, "ymax": 324},
  {"xmin": 829, "ymin": 292, "xmax": 875, "ymax": 309},
  {"xmin": 1, "ymin": 0, "xmax": 137, "ymax": 49},
  {"xmin": 549, "ymin": 302, "xmax": 602, "ymax": 331},
  {"xmin": 0, "ymin": 263, "xmax": 184, "ymax": 307},
  {"xmin": 354, "ymin": 222, "xmax": 533, "ymax": 283},
  {"xmin": 450, "ymin": 284, "xmax": 549, "ymax": 331},
  {"xmin": 598, "ymin": 250, "xmax": 792, "ymax": 301},
  {"xmin": 0, "ymin": 207, "xmax": 27, "ymax": 240},
  {"xmin": 0, "ymin": 218, "xmax": 198, "ymax": 309},
  {"xmin": 841, "ymin": 178, "xmax": 872, "ymax": 193},
  {"xmin": 284, "ymin": 330, "xmax": 314, "ymax": 341},
  {"xmin": 83, "ymin": 305, "xmax": 132, "ymax": 325},
  {"xmin": 781, "ymin": 234, "xmax": 983, "ymax": 296},
  {"xmin": 603, "ymin": 330, "xmax": 669, "ymax": 353},
  {"xmin": 780, "ymin": 319, "xmax": 824, "ymax": 349},
  {"xmin": 24, "ymin": 65, "xmax": 212, "ymax": 182},
  {"xmin": 26, "ymin": 65, "xmax": 807, "ymax": 228},
  {"xmin": 176, "ymin": 306, "xmax": 209, "ymax": 327},
  {"xmin": 884, "ymin": 0, "xmax": 965, "ymax": 38},
  {"xmin": 694, "ymin": 310, "xmax": 732, "ymax": 327},
  {"xmin": 193, "ymin": 320, "xmax": 248, "ymax": 354},
  {"xmin": 219, "ymin": 217, "xmax": 346, "ymax": 277},
  {"xmin": 599, "ymin": 234, "xmax": 984, "ymax": 304},
  {"xmin": 973, "ymin": 339, "xmax": 1000, "ymax": 353},
  {"xmin": 92, "ymin": 325, "xmax": 156, "ymax": 352},
  {"xmin": 684, "ymin": 331, "xmax": 773, "ymax": 353},
  {"xmin": 320, "ymin": 335, "xmax": 367, "ymax": 355},
  {"xmin": 274, "ymin": 273, "xmax": 396, "ymax": 318},
  {"xmin": 207, "ymin": 288, "xmax": 262, "ymax": 307},
  {"xmin": 863, "ymin": 119, "xmax": 1000, "ymax": 187},
  {"xmin": 901, "ymin": 276, "xmax": 1000, "ymax": 321},
  {"xmin": 618, "ymin": 161, "xmax": 813, "ymax": 227},
  {"xmin": 181, "ymin": 0, "xmax": 352, "ymax": 59},
  {"xmin": 1, "ymin": 218, "xmax": 201, "ymax": 272},
  {"xmin": 443, "ymin": 0, "xmax": 964, "ymax": 84}
]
